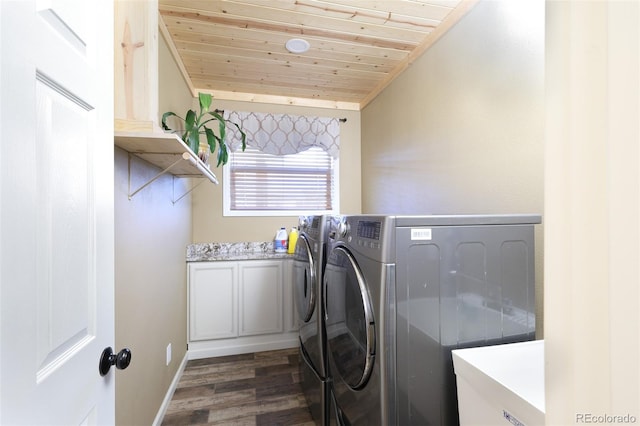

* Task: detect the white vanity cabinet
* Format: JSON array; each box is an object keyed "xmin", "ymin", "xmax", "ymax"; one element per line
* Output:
[{"xmin": 187, "ymin": 258, "xmax": 298, "ymax": 359}]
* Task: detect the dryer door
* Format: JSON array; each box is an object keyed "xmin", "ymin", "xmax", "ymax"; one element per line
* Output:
[
  {"xmin": 325, "ymin": 245, "xmax": 375, "ymax": 390},
  {"xmin": 293, "ymin": 234, "xmax": 316, "ymax": 323}
]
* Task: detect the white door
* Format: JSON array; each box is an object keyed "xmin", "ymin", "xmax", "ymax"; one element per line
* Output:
[{"xmin": 0, "ymin": 0, "xmax": 115, "ymax": 424}]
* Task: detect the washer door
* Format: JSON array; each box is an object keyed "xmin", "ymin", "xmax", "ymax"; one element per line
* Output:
[
  {"xmin": 293, "ymin": 234, "xmax": 316, "ymax": 323},
  {"xmin": 325, "ymin": 245, "xmax": 375, "ymax": 390}
]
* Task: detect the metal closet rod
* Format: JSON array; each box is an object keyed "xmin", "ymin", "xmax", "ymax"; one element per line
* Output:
[{"xmin": 213, "ymin": 109, "xmax": 347, "ymax": 123}]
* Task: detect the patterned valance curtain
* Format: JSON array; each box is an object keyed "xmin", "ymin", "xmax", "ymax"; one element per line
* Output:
[{"xmin": 224, "ymin": 111, "xmax": 341, "ymax": 159}]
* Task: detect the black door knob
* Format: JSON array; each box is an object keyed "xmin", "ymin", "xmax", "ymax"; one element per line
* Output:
[{"xmin": 99, "ymin": 346, "xmax": 132, "ymax": 376}]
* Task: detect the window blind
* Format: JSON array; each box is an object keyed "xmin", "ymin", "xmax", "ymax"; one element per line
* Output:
[{"xmin": 228, "ymin": 147, "xmax": 336, "ymax": 212}]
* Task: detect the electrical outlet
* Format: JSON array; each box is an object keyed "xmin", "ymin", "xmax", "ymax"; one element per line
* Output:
[{"xmin": 166, "ymin": 343, "xmax": 172, "ymax": 366}]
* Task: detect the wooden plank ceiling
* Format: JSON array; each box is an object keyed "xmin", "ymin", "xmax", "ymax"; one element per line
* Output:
[{"xmin": 159, "ymin": 0, "xmax": 477, "ymax": 110}]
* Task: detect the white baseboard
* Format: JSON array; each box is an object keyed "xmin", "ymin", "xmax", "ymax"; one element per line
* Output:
[
  {"xmin": 188, "ymin": 333, "xmax": 299, "ymax": 360},
  {"xmin": 152, "ymin": 352, "xmax": 189, "ymax": 426}
]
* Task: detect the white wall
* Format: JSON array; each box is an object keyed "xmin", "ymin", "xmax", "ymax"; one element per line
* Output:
[{"xmin": 544, "ymin": 1, "xmax": 640, "ymax": 422}]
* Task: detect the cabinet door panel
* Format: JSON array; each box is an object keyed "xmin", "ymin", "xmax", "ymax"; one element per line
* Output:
[
  {"xmin": 283, "ymin": 259, "xmax": 299, "ymax": 332},
  {"xmin": 189, "ymin": 263, "xmax": 238, "ymax": 341},
  {"xmin": 239, "ymin": 261, "xmax": 283, "ymax": 336}
]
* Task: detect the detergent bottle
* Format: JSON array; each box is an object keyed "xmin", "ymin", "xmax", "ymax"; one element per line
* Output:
[
  {"xmin": 287, "ymin": 227, "xmax": 299, "ymax": 254},
  {"xmin": 274, "ymin": 227, "xmax": 288, "ymax": 253}
]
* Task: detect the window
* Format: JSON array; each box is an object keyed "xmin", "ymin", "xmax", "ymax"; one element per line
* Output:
[{"xmin": 223, "ymin": 146, "xmax": 339, "ymax": 216}]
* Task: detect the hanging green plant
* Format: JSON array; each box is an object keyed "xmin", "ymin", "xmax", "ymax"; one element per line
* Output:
[{"xmin": 161, "ymin": 92, "xmax": 246, "ymax": 167}]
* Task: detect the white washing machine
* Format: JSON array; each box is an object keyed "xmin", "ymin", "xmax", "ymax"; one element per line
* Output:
[
  {"xmin": 293, "ymin": 215, "xmax": 330, "ymax": 425},
  {"xmin": 324, "ymin": 214, "xmax": 540, "ymax": 425}
]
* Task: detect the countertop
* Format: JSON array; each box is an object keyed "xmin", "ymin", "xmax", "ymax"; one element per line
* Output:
[{"xmin": 187, "ymin": 242, "xmax": 293, "ymax": 262}]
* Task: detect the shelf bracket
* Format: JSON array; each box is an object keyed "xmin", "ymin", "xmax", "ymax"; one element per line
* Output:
[
  {"xmin": 171, "ymin": 177, "xmax": 207, "ymax": 205},
  {"xmin": 128, "ymin": 154, "xmax": 183, "ymax": 200},
  {"xmin": 126, "ymin": 152, "xmax": 219, "ymax": 201}
]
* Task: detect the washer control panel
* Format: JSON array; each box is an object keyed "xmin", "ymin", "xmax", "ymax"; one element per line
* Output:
[
  {"xmin": 357, "ymin": 220, "xmax": 381, "ymax": 240},
  {"xmin": 356, "ymin": 220, "xmax": 382, "ymax": 250},
  {"xmin": 329, "ymin": 215, "xmax": 395, "ymax": 263}
]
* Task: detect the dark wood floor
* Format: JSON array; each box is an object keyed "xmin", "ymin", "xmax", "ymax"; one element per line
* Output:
[{"xmin": 161, "ymin": 347, "xmax": 315, "ymax": 426}]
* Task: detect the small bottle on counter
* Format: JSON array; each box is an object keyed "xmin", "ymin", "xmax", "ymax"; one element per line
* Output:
[
  {"xmin": 274, "ymin": 227, "xmax": 288, "ymax": 253},
  {"xmin": 287, "ymin": 227, "xmax": 299, "ymax": 254}
]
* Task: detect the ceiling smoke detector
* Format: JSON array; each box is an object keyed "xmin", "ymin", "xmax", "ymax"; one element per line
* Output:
[{"xmin": 285, "ymin": 38, "xmax": 310, "ymax": 54}]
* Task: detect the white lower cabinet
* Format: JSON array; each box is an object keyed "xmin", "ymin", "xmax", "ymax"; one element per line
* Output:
[
  {"xmin": 239, "ymin": 261, "xmax": 283, "ymax": 336},
  {"xmin": 189, "ymin": 262, "xmax": 238, "ymax": 341},
  {"xmin": 188, "ymin": 259, "xmax": 298, "ymax": 359}
]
